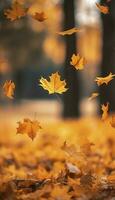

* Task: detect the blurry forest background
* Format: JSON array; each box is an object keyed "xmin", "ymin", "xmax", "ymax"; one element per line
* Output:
[{"xmin": 0, "ymin": 0, "xmax": 114, "ymax": 119}]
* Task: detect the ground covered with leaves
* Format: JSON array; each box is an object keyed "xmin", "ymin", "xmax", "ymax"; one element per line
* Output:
[{"xmin": 0, "ymin": 117, "xmax": 114, "ymax": 200}]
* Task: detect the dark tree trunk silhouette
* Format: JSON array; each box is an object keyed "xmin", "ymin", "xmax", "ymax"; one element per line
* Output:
[
  {"xmin": 100, "ymin": 0, "xmax": 115, "ymax": 112},
  {"xmin": 63, "ymin": 0, "xmax": 80, "ymax": 118}
]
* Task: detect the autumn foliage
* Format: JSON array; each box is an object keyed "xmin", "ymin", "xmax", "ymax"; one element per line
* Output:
[{"xmin": 0, "ymin": 0, "xmax": 115, "ymax": 199}]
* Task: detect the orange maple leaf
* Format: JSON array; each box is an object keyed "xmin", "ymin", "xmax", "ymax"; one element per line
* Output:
[
  {"xmin": 39, "ymin": 72, "xmax": 68, "ymax": 94},
  {"xmin": 17, "ymin": 118, "xmax": 42, "ymax": 140},
  {"xmin": 3, "ymin": 80, "xmax": 15, "ymax": 99},
  {"xmin": 4, "ymin": 2, "xmax": 27, "ymax": 21},
  {"xmin": 96, "ymin": 3, "xmax": 109, "ymax": 14},
  {"xmin": 101, "ymin": 102, "xmax": 109, "ymax": 121},
  {"xmin": 57, "ymin": 27, "xmax": 82, "ymax": 36},
  {"xmin": 70, "ymin": 54, "xmax": 86, "ymax": 70},
  {"xmin": 95, "ymin": 73, "xmax": 115, "ymax": 86},
  {"xmin": 32, "ymin": 12, "xmax": 47, "ymax": 22}
]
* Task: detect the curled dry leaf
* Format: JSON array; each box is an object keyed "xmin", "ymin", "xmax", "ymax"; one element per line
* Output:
[
  {"xmin": 39, "ymin": 72, "xmax": 68, "ymax": 94},
  {"xmin": 101, "ymin": 102, "xmax": 109, "ymax": 121},
  {"xmin": 32, "ymin": 12, "xmax": 47, "ymax": 22},
  {"xmin": 3, "ymin": 80, "xmax": 15, "ymax": 99},
  {"xmin": 110, "ymin": 115, "xmax": 115, "ymax": 128},
  {"xmin": 88, "ymin": 92, "xmax": 99, "ymax": 101},
  {"xmin": 70, "ymin": 54, "xmax": 86, "ymax": 70},
  {"xmin": 96, "ymin": 3, "xmax": 109, "ymax": 14},
  {"xmin": 57, "ymin": 27, "xmax": 82, "ymax": 36},
  {"xmin": 95, "ymin": 72, "xmax": 115, "ymax": 86},
  {"xmin": 66, "ymin": 162, "xmax": 81, "ymax": 179},
  {"xmin": 4, "ymin": 2, "xmax": 27, "ymax": 21},
  {"xmin": 17, "ymin": 118, "xmax": 42, "ymax": 140}
]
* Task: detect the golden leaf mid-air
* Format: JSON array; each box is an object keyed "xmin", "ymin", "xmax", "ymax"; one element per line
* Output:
[
  {"xmin": 96, "ymin": 3, "xmax": 109, "ymax": 14},
  {"xmin": 70, "ymin": 54, "xmax": 86, "ymax": 70},
  {"xmin": 95, "ymin": 73, "xmax": 115, "ymax": 86},
  {"xmin": 17, "ymin": 118, "xmax": 42, "ymax": 140},
  {"xmin": 3, "ymin": 80, "xmax": 15, "ymax": 99},
  {"xmin": 110, "ymin": 115, "xmax": 115, "ymax": 128},
  {"xmin": 4, "ymin": 2, "xmax": 27, "ymax": 21},
  {"xmin": 32, "ymin": 12, "xmax": 47, "ymax": 22},
  {"xmin": 88, "ymin": 92, "xmax": 99, "ymax": 101},
  {"xmin": 57, "ymin": 27, "xmax": 82, "ymax": 36},
  {"xmin": 101, "ymin": 102, "xmax": 109, "ymax": 121},
  {"xmin": 39, "ymin": 72, "xmax": 68, "ymax": 94}
]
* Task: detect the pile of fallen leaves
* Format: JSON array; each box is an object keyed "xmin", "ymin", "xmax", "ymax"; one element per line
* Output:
[{"xmin": 0, "ymin": 117, "xmax": 114, "ymax": 200}]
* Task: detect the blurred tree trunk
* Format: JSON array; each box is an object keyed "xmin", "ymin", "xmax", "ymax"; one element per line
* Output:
[
  {"xmin": 100, "ymin": 0, "xmax": 115, "ymax": 112},
  {"xmin": 63, "ymin": 0, "xmax": 80, "ymax": 118}
]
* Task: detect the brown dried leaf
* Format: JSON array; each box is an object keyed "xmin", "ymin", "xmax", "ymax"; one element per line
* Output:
[
  {"xmin": 66, "ymin": 162, "xmax": 81, "ymax": 179},
  {"xmin": 80, "ymin": 171, "xmax": 95, "ymax": 188}
]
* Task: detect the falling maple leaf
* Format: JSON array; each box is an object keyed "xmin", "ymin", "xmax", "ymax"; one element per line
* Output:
[
  {"xmin": 32, "ymin": 12, "xmax": 47, "ymax": 22},
  {"xmin": 17, "ymin": 118, "xmax": 42, "ymax": 140},
  {"xmin": 88, "ymin": 92, "xmax": 99, "ymax": 101},
  {"xmin": 39, "ymin": 72, "xmax": 68, "ymax": 94},
  {"xmin": 3, "ymin": 80, "xmax": 15, "ymax": 99},
  {"xmin": 70, "ymin": 54, "xmax": 86, "ymax": 70},
  {"xmin": 95, "ymin": 72, "xmax": 115, "ymax": 86},
  {"xmin": 101, "ymin": 102, "xmax": 109, "ymax": 121},
  {"xmin": 110, "ymin": 115, "xmax": 115, "ymax": 128},
  {"xmin": 57, "ymin": 27, "xmax": 82, "ymax": 36},
  {"xmin": 96, "ymin": 3, "xmax": 109, "ymax": 14},
  {"xmin": 4, "ymin": 2, "xmax": 27, "ymax": 21}
]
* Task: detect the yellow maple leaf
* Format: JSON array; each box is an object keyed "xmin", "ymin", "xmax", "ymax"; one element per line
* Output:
[
  {"xmin": 39, "ymin": 72, "xmax": 68, "ymax": 94},
  {"xmin": 88, "ymin": 92, "xmax": 99, "ymax": 101},
  {"xmin": 95, "ymin": 73, "xmax": 115, "ymax": 86},
  {"xmin": 96, "ymin": 3, "xmax": 109, "ymax": 14},
  {"xmin": 110, "ymin": 115, "xmax": 115, "ymax": 128},
  {"xmin": 32, "ymin": 12, "xmax": 47, "ymax": 22},
  {"xmin": 57, "ymin": 27, "xmax": 82, "ymax": 36},
  {"xmin": 101, "ymin": 102, "xmax": 109, "ymax": 121},
  {"xmin": 70, "ymin": 54, "xmax": 86, "ymax": 70},
  {"xmin": 4, "ymin": 2, "xmax": 27, "ymax": 21},
  {"xmin": 3, "ymin": 80, "xmax": 15, "ymax": 99},
  {"xmin": 17, "ymin": 118, "xmax": 42, "ymax": 140}
]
